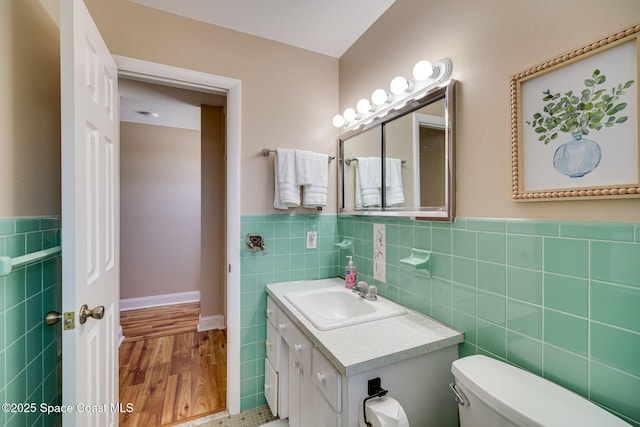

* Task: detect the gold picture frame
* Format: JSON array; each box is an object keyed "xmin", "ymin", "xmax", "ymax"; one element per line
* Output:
[{"xmin": 511, "ymin": 24, "xmax": 640, "ymax": 200}]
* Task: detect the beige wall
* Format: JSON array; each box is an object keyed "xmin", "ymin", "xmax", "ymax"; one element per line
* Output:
[
  {"xmin": 386, "ymin": 113, "xmax": 417, "ymax": 206},
  {"xmin": 120, "ymin": 122, "xmax": 201, "ymax": 299},
  {"xmin": 0, "ymin": 0, "xmax": 61, "ymax": 217},
  {"xmin": 84, "ymin": 0, "xmax": 339, "ymax": 215},
  {"xmin": 340, "ymin": 0, "xmax": 640, "ymax": 221},
  {"xmin": 201, "ymin": 105, "xmax": 226, "ymax": 317}
]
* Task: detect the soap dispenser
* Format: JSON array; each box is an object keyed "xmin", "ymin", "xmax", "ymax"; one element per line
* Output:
[{"xmin": 345, "ymin": 256, "xmax": 357, "ymax": 289}]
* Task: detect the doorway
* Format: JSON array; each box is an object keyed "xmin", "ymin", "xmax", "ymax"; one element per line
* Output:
[
  {"xmin": 114, "ymin": 55, "xmax": 242, "ymax": 415},
  {"xmin": 117, "ymin": 77, "xmax": 227, "ymax": 424},
  {"xmin": 117, "ymin": 78, "xmax": 226, "ymax": 323}
]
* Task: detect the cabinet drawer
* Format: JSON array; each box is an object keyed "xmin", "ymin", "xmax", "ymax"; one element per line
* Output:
[
  {"xmin": 264, "ymin": 359, "xmax": 278, "ymax": 417},
  {"xmin": 265, "ymin": 320, "xmax": 278, "ymax": 369},
  {"xmin": 312, "ymin": 385, "xmax": 341, "ymax": 427},
  {"xmin": 280, "ymin": 313, "xmax": 312, "ymax": 373},
  {"xmin": 266, "ymin": 297, "xmax": 278, "ymax": 327},
  {"xmin": 312, "ymin": 348, "xmax": 341, "ymax": 413},
  {"xmin": 286, "ymin": 322, "xmax": 312, "ymax": 372}
]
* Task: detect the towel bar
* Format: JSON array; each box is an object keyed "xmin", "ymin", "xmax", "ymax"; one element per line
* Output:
[
  {"xmin": 0, "ymin": 246, "xmax": 61, "ymax": 277},
  {"xmin": 261, "ymin": 148, "xmax": 335, "ymax": 163}
]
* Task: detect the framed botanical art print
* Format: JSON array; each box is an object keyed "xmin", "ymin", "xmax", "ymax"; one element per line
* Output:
[{"xmin": 511, "ymin": 24, "xmax": 640, "ymax": 200}]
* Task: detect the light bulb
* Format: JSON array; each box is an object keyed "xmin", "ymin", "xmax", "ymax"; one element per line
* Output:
[
  {"xmin": 343, "ymin": 108, "xmax": 357, "ymax": 122},
  {"xmin": 332, "ymin": 114, "xmax": 345, "ymax": 128},
  {"xmin": 356, "ymin": 98, "xmax": 372, "ymax": 114},
  {"xmin": 413, "ymin": 60, "xmax": 434, "ymax": 81},
  {"xmin": 390, "ymin": 76, "xmax": 409, "ymax": 95},
  {"xmin": 371, "ymin": 89, "xmax": 388, "ymax": 106}
]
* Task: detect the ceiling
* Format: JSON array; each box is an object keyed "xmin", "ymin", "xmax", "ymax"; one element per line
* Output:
[
  {"xmin": 129, "ymin": 0, "xmax": 396, "ymax": 58},
  {"xmin": 120, "ymin": 78, "xmax": 226, "ymax": 130}
]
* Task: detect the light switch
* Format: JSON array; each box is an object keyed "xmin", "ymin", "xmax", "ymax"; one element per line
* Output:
[{"xmin": 306, "ymin": 231, "xmax": 317, "ymax": 249}]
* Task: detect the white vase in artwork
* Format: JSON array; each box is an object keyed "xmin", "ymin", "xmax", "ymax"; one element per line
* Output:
[{"xmin": 552, "ymin": 132, "xmax": 601, "ymax": 178}]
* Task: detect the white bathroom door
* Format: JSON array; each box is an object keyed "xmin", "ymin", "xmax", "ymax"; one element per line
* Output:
[{"xmin": 60, "ymin": 1, "xmax": 120, "ymax": 426}]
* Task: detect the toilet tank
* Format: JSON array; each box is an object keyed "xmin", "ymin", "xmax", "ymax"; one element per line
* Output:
[{"xmin": 451, "ymin": 355, "xmax": 631, "ymax": 427}]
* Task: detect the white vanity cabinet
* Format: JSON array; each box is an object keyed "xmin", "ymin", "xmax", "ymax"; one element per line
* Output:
[{"xmin": 265, "ymin": 280, "xmax": 463, "ymax": 427}]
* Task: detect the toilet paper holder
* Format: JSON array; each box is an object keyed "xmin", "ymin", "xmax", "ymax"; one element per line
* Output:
[{"xmin": 363, "ymin": 377, "xmax": 389, "ymax": 427}]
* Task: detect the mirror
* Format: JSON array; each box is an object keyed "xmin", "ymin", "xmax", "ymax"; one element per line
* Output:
[{"xmin": 338, "ymin": 80, "xmax": 456, "ymax": 220}]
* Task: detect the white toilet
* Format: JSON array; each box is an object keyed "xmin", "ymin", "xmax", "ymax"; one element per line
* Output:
[{"xmin": 451, "ymin": 355, "xmax": 631, "ymax": 427}]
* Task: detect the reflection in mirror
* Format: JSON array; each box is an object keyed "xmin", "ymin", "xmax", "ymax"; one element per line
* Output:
[
  {"xmin": 341, "ymin": 125, "xmax": 382, "ymax": 211},
  {"xmin": 385, "ymin": 98, "xmax": 446, "ymax": 208},
  {"xmin": 338, "ymin": 80, "xmax": 456, "ymax": 220}
]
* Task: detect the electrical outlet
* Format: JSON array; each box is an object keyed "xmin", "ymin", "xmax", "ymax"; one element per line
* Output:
[{"xmin": 306, "ymin": 231, "xmax": 317, "ymax": 249}]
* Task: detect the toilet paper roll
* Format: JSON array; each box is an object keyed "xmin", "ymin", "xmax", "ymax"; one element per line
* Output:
[{"xmin": 363, "ymin": 396, "xmax": 410, "ymax": 427}]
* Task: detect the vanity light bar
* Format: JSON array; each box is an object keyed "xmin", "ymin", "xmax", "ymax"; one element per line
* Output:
[{"xmin": 333, "ymin": 58, "xmax": 453, "ymax": 131}]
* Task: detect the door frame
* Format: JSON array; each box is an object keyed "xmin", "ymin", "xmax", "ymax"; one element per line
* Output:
[{"xmin": 114, "ymin": 55, "xmax": 242, "ymax": 414}]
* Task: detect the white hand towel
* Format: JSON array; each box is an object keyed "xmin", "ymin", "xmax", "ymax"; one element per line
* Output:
[
  {"xmin": 385, "ymin": 158, "xmax": 405, "ymax": 207},
  {"xmin": 356, "ymin": 157, "xmax": 382, "ymax": 207},
  {"xmin": 274, "ymin": 148, "xmax": 300, "ymax": 209},
  {"xmin": 295, "ymin": 150, "xmax": 328, "ymax": 208}
]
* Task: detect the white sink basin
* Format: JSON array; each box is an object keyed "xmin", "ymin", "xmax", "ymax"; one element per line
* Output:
[{"xmin": 284, "ymin": 286, "xmax": 407, "ymax": 330}]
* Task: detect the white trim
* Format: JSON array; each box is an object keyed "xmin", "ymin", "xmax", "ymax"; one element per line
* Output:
[
  {"xmin": 198, "ymin": 314, "xmax": 226, "ymax": 331},
  {"xmin": 119, "ymin": 290, "xmax": 201, "ymax": 311},
  {"xmin": 118, "ymin": 325, "xmax": 125, "ymax": 347},
  {"xmin": 113, "ymin": 55, "xmax": 242, "ymax": 414}
]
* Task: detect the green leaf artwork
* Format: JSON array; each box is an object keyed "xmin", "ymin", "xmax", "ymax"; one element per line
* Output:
[{"xmin": 526, "ymin": 70, "xmax": 635, "ymax": 144}]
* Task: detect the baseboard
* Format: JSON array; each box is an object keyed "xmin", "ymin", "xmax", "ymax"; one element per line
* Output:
[
  {"xmin": 198, "ymin": 314, "xmax": 225, "ymax": 331},
  {"xmin": 120, "ymin": 290, "xmax": 201, "ymax": 311}
]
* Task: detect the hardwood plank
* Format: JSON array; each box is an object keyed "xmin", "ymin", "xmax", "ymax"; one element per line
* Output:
[
  {"xmin": 121, "ymin": 302, "xmax": 200, "ymax": 342},
  {"xmin": 175, "ymin": 372, "xmax": 193, "ymax": 421},
  {"xmin": 160, "ymin": 375, "xmax": 179, "ymax": 425},
  {"xmin": 193, "ymin": 355, "xmax": 218, "ymax": 413},
  {"xmin": 170, "ymin": 332, "xmax": 197, "ymax": 376},
  {"xmin": 119, "ymin": 383, "xmax": 142, "ymax": 427},
  {"xmin": 120, "ymin": 340, "xmax": 148, "ymax": 388}
]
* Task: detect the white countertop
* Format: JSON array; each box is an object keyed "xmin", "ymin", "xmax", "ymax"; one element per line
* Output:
[{"xmin": 266, "ymin": 277, "xmax": 464, "ymax": 377}]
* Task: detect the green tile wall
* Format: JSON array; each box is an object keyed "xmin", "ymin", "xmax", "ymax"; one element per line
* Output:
[
  {"xmin": 337, "ymin": 216, "xmax": 640, "ymax": 426},
  {"xmin": 240, "ymin": 214, "xmax": 639, "ymax": 425},
  {"xmin": 239, "ymin": 214, "xmax": 339, "ymax": 410},
  {"xmin": 0, "ymin": 217, "xmax": 62, "ymax": 427}
]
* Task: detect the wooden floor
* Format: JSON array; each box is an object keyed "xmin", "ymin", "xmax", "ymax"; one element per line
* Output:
[
  {"xmin": 120, "ymin": 302, "xmax": 201, "ymax": 341},
  {"xmin": 119, "ymin": 304, "xmax": 226, "ymax": 426}
]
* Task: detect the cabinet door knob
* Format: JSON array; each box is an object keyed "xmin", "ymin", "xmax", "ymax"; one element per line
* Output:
[
  {"xmin": 316, "ymin": 372, "xmax": 326, "ymax": 383},
  {"xmin": 266, "ymin": 308, "xmax": 273, "ymax": 316},
  {"xmin": 265, "ymin": 384, "xmax": 271, "ymax": 391},
  {"xmin": 294, "ymin": 343, "xmax": 303, "ymax": 352},
  {"xmin": 265, "ymin": 340, "xmax": 272, "ymax": 348},
  {"xmin": 279, "ymin": 323, "xmax": 286, "ymax": 331}
]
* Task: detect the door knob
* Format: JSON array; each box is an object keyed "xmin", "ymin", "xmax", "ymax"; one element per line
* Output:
[
  {"xmin": 45, "ymin": 311, "xmax": 62, "ymax": 325},
  {"xmin": 79, "ymin": 304, "xmax": 104, "ymax": 324}
]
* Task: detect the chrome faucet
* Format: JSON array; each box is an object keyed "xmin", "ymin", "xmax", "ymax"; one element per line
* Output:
[{"xmin": 353, "ymin": 281, "xmax": 377, "ymax": 301}]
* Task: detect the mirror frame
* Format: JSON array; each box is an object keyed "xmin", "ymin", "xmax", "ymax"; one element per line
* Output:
[{"xmin": 338, "ymin": 80, "xmax": 457, "ymax": 220}]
